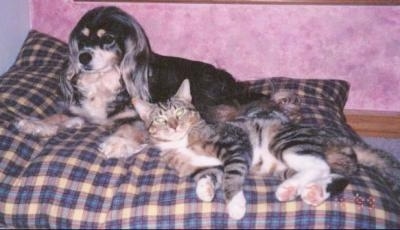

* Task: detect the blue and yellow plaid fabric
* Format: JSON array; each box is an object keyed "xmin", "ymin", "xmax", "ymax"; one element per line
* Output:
[{"xmin": 0, "ymin": 30, "xmax": 399, "ymax": 228}]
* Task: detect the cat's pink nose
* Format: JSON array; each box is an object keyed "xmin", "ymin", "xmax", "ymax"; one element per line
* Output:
[{"xmin": 168, "ymin": 119, "xmax": 178, "ymax": 130}]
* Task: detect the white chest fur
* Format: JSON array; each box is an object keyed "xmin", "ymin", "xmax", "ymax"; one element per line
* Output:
[
  {"xmin": 70, "ymin": 68, "xmax": 122, "ymax": 123},
  {"xmin": 157, "ymin": 136, "xmax": 222, "ymax": 168},
  {"xmin": 247, "ymin": 120, "xmax": 287, "ymax": 175}
]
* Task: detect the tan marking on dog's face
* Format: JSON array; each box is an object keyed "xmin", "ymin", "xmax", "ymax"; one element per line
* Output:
[
  {"xmin": 97, "ymin": 29, "xmax": 106, "ymax": 38},
  {"xmin": 81, "ymin": 27, "xmax": 90, "ymax": 37}
]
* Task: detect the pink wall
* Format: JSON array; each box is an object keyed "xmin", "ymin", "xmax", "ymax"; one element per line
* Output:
[{"xmin": 30, "ymin": 0, "xmax": 400, "ymax": 112}]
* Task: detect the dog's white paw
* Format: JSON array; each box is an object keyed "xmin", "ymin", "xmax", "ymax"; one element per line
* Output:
[
  {"xmin": 196, "ymin": 176, "xmax": 215, "ymax": 202},
  {"xmin": 99, "ymin": 135, "xmax": 147, "ymax": 159},
  {"xmin": 64, "ymin": 117, "xmax": 85, "ymax": 129},
  {"xmin": 226, "ymin": 191, "xmax": 246, "ymax": 220},
  {"xmin": 16, "ymin": 118, "xmax": 58, "ymax": 137}
]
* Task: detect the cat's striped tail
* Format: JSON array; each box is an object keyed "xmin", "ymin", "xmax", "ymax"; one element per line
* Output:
[{"xmin": 353, "ymin": 142, "xmax": 400, "ymax": 203}]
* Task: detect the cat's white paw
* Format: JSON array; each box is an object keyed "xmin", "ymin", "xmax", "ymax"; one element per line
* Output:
[
  {"xmin": 196, "ymin": 176, "xmax": 215, "ymax": 202},
  {"xmin": 16, "ymin": 118, "xmax": 58, "ymax": 137},
  {"xmin": 276, "ymin": 183, "xmax": 299, "ymax": 202},
  {"xmin": 301, "ymin": 183, "xmax": 329, "ymax": 206},
  {"xmin": 99, "ymin": 135, "xmax": 147, "ymax": 159},
  {"xmin": 226, "ymin": 191, "xmax": 246, "ymax": 220}
]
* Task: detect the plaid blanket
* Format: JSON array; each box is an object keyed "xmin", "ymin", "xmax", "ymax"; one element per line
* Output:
[{"xmin": 0, "ymin": 30, "xmax": 399, "ymax": 228}]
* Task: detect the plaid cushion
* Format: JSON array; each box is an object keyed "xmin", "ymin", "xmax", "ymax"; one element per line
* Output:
[
  {"xmin": 244, "ymin": 78, "xmax": 360, "ymax": 141},
  {"xmin": 0, "ymin": 30, "xmax": 399, "ymax": 228},
  {"xmin": 245, "ymin": 77, "xmax": 350, "ymax": 110},
  {"xmin": 0, "ymin": 30, "xmax": 68, "ymax": 119}
]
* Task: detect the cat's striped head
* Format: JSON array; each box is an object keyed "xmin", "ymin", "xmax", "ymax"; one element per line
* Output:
[{"xmin": 132, "ymin": 79, "xmax": 202, "ymax": 141}]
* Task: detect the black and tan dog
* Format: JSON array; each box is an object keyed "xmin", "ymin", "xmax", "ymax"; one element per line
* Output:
[{"xmin": 17, "ymin": 6, "xmax": 263, "ymax": 158}]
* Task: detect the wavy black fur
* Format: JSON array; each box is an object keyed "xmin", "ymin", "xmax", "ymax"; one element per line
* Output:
[{"xmin": 61, "ymin": 6, "xmax": 263, "ymax": 123}]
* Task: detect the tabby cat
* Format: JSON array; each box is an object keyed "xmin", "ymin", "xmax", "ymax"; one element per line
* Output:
[{"xmin": 133, "ymin": 79, "xmax": 400, "ymax": 220}]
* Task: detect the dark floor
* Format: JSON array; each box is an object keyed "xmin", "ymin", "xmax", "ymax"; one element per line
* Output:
[{"xmin": 363, "ymin": 136, "xmax": 400, "ymax": 161}]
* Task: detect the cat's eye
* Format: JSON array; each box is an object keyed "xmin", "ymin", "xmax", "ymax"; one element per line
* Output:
[
  {"xmin": 154, "ymin": 116, "xmax": 167, "ymax": 124},
  {"xmin": 175, "ymin": 108, "xmax": 186, "ymax": 118}
]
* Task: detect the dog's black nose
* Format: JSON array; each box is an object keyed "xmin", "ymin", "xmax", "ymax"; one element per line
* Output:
[{"xmin": 79, "ymin": 52, "xmax": 92, "ymax": 65}]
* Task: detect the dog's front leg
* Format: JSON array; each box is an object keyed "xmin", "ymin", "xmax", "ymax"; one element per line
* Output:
[
  {"xmin": 16, "ymin": 114, "xmax": 69, "ymax": 137},
  {"xmin": 99, "ymin": 121, "xmax": 149, "ymax": 159},
  {"xmin": 16, "ymin": 114, "xmax": 85, "ymax": 137}
]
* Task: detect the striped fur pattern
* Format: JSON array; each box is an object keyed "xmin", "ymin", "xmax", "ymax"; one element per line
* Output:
[
  {"xmin": 249, "ymin": 120, "xmax": 356, "ymax": 200},
  {"xmin": 134, "ymin": 79, "xmax": 392, "ymax": 219},
  {"xmin": 208, "ymin": 91, "xmax": 400, "ymax": 203},
  {"xmin": 133, "ymin": 80, "xmax": 253, "ymax": 220},
  {"xmin": 235, "ymin": 100, "xmax": 400, "ymax": 204},
  {"xmin": 227, "ymin": 105, "xmax": 359, "ymax": 207}
]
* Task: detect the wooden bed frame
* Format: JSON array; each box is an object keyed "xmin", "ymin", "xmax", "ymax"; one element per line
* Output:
[
  {"xmin": 345, "ymin": 110, "xmax": 400, "ymax": 138},
  {"xmin": 77, "ymin": 0, "xmax": 400, "ymax": 138}
]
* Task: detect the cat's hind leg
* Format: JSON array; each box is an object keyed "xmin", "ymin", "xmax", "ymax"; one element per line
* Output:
[
  {"xmin": 301, "ymin": 174, "xmax": 349, "ymax": 206},
  {"xmin": 301, "ymin": 181, "xmax": 329, "ymax": 206},
  {"xmin": 276, "ymin": 183, "xmax": 298, "ymax": 202},
  {"xmin": 276, "ymin": 154, "xmax": 331, "ymax": 202}
]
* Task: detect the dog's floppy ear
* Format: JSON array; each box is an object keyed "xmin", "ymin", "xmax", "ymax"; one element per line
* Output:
[
  {"xmin": 131, "ymin": 98, "xmax": 153, "ymax": 122},
  {"xmin": 119, "ymin": 12, "xmax": 153, "ymax": 102},
  {"xmin": 60, "ymin": 33, "xmax": 80, "ymax": 105}
]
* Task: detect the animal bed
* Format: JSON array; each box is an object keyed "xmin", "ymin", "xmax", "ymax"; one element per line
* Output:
[{"xmin": 0, "ymin": 30, "xmax": 399, "ymax": 228}]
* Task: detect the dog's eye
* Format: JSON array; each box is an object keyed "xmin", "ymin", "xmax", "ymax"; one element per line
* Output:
[
  {"xmin": 102, "ymin": 34, "xmax": 115, "ymax": 45},
  {"xmin": 77, "ymin": 36, "xmax": 88, "ymax": 48}
]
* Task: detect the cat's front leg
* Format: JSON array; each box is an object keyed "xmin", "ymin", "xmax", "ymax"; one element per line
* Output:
[
  {"xmin": 196, "ymin": 176, "xmax": 216, "ymax": 202},
  {"xmin": 100, "ymin": 122, "xmax": 148, "ymax": 159},
  {"xmin": 215, "ymin": 123, "xmax": 251, "ymax": 220},
  {"xmin": 226, "ymin": 191, "xmax": 246, "ymax": 220},
  {"xmin": 223, "ymin": 164, "xmax": 247, "ymax": 220},
  {"xmin": 161, "ymin": 150, "xmax": 197, "ymax": 177},
  {"xmin": 191, "ymin": 166, "xmax": 223, "ymax": 202}
]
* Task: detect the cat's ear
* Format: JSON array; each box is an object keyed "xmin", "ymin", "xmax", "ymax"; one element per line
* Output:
[
  {"xmin": 132, "ymin": 98, "xmax": 152, "ymax": 121},
  {"xmin": 174, "ymin": 79, "xmax": 192, "ymax": 102},
  {"xmin": 273, "ymin": 90, "xmax": 302, "ymax": 123}
]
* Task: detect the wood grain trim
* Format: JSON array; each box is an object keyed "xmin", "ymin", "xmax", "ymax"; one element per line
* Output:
[
  {"xmin": 75, "ymin": 0, "xmax": 400, "ymax": 5},
  {"xmin": 344, "ymin": 109, "xmax": 400, "ymax": 138}
]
